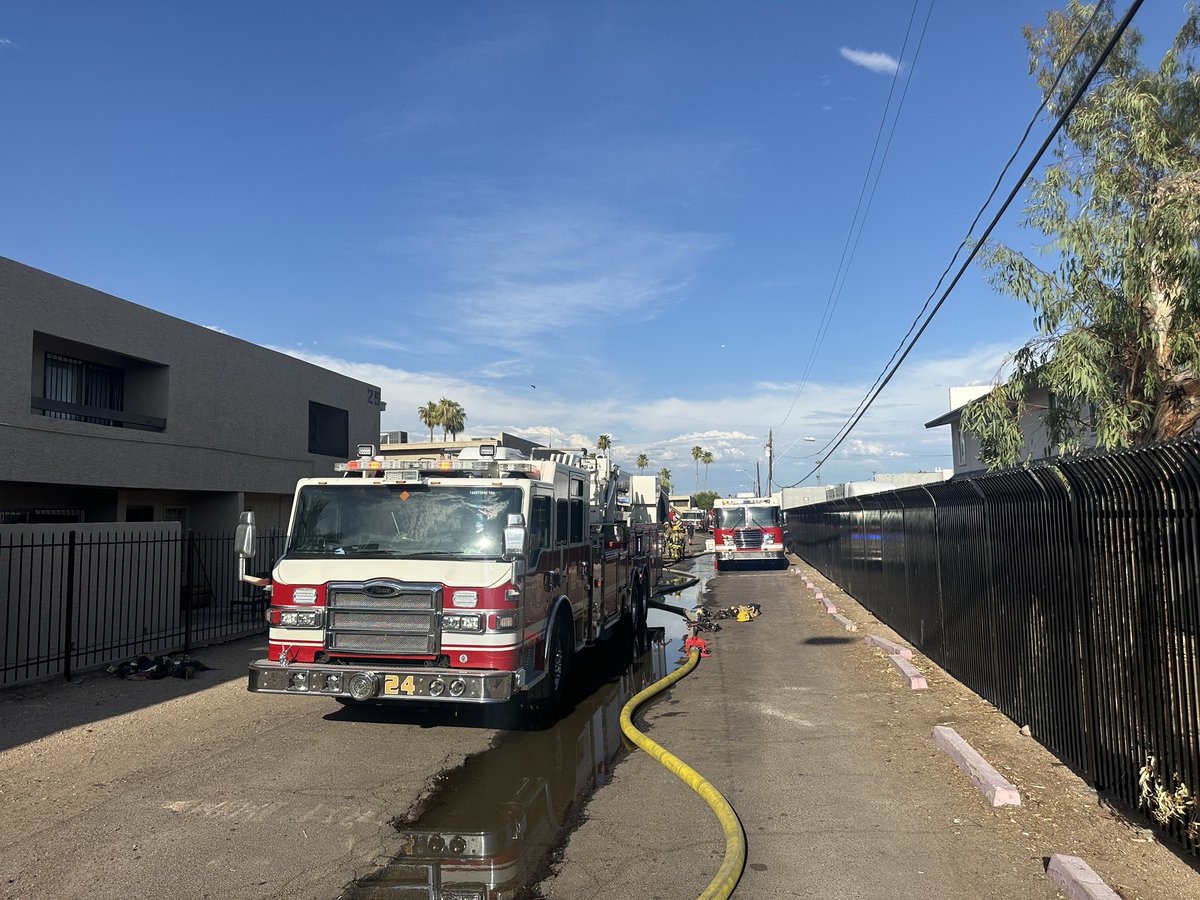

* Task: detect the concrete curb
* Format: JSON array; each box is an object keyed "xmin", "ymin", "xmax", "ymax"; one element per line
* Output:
[
  {"xmin": 830, "ymin": 613, "xmax": 858, "ymax": 632},
  {"xmin": 820, "ymin": 597, "xmax": 838, "ymax": 614},
  {"xmin": 932, "ymin": 726, "xmax": 1021, "ymax": 807},
  {"xmin": 866, "ymin": 635, "xmax": 913, "ymax": 659},
  {"xmin": 1047, "ymin": 854, "xmax": 1120, "ymax": 899},
  {"xmin": 888, "ymin": 654, "xmax": 927, "ymax": 690}
]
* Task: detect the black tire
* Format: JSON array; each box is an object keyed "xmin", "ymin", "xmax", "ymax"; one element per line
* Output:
[
  {"xmin": 623, "ymin": 576, "xmax": 648, "ymax": 640},
  {"xmin": 542, "ymin": 612, "xmax": 574, "ymax": 710}
]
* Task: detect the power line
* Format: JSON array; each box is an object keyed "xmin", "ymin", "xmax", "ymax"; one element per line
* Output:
[
  {"xmin": 775, "ymin": 0, "xmax": 935, "ymax": 436},
  {"xmin": 781, "ymin": 0, "xmax": 1144, "ymax": 488},
  {"xmin": 777, "ymin": 0, "xmax": 1108, "ymax": 472}
]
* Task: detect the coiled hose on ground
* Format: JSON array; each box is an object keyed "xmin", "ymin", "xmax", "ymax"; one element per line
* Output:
[{"xmin": 619, "ymin": 636, "xmax": 746, "ymax": 897}]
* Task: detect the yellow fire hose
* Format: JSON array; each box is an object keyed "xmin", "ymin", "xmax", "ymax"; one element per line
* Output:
[{"xmin": 619, "ymin": 647, "xmax": 747, "ymax": 899}]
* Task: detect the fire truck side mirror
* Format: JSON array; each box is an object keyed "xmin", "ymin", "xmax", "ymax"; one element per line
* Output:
[
  {"xmin": 503, "ymin": 513, "xmax": 527, "ymax": 560},
  {"xmin": 235, "ymin": 511, "xmax": 257, "ymax": 560}
]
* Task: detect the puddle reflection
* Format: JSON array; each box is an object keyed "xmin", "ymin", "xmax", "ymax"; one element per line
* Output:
[{"xmin": 346, "ymin": 555, "xmax": 711, "ymax": 900}]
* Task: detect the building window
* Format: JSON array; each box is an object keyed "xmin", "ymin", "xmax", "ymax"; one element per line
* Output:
[
  {"xmin": 955, "ymin": 428, "xmax": 966, "ymax": 467},
  {"xmin": 31, "ymin": 334, "xmax": 168, "ymax": 432},
  {"xmin": 308, "ymin": 401, "xmax": 349, "ymax": 457},
  {"xmin": 43, "ymin": 353, "xmax": 125, "ymax": 426}
]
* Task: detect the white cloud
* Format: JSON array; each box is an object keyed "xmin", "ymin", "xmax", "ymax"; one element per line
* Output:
[
  {"xmin": 839, "ymin": 47, "xmax": 901, "ymax": 76},
  {"xmin": 0, "ymin": 39, "xmax": 14, "ymax": 48},
  {"xmin": 203, "ymin": 324, "xmax": 230, "ymax": 334},
  {"xmin": 397, "ymin": 205, "xmax": 719, "ymax": 356},
  {"xmin": 277, "ymin": 341, "xmax": 1012, "ymax": 495}
]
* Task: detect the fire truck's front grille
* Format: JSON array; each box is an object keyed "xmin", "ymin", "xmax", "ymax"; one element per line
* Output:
[
  {"xmin": 329, "ymin": 632, "xmax": 436, "ymax": 654},
  {"xmin": 733, "ymin": 529, "xmax": 764, "ymax": 549},
  {"xmin": 327, "ymin": 610, "xmax": 432, "ymax": 631},
  {"xmin": 326, "ymin": 581, "xmax": 441, "ymax": 656}
]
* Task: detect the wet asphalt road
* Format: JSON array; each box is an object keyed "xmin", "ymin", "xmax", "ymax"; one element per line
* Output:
[
  {"xmin": 5, "ymin": 546, "xmax": 1195, "ymax": 900},
  {"xmin": 0, "ymin": 556, "xmax": 705, "ymax": 900}
]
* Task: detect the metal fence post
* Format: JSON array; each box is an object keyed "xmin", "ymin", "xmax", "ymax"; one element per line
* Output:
[
  {"xmin": 63, "ymin": 530, "xmax": 77, "ymax": 682},
  {"xmin": 184, "ymin": 529, "xmax": 194, "ymax": 654}
]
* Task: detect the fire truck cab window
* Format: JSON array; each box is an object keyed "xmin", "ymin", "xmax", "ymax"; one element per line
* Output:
[
  {"xmin": 570, "ymin": 499, "xmax": 584, "ymax": 543},
  {"xmin": 716, "ymin": 507, "xmax": 746, "ymax": 529},
  {"xmin": 747, "ymin": 506, "xmax": 780, "ymax": 527},
  {"xmin": 555, "ymin": 498, "xmax": 569, "ymax": 546},
  {"xmin": 530, "ymin": 495, "xmax": 552, "ymax": 566},
  {"xmin": 286, "ymin": 484, "xmax": 522, "ymax": 559}
]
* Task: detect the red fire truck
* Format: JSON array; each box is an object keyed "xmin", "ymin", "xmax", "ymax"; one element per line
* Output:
[
  {"xmin": 712, "ymin": 495, "xmax": 786, "ymax": 572},
  {"xmin": 237, "ymin": 444, "xmax": 661, "ymax": 710}
]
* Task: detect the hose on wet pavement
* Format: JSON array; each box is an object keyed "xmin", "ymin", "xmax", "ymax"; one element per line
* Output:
[{"xmin": 619, "ymin": 647, "xmax": 746, "ymax": 899}]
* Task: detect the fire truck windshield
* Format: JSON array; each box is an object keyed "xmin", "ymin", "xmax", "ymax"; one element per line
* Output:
[
  {"xmin": 287, "ymin": 484, "xmax": 523, "ymax": 559},
  {"xmin": 716, "ymin": 505, "xmax": 780, "ymax": 529}
]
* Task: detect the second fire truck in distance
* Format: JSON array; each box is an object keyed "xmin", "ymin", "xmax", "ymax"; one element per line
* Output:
[
  {"xmin": 237, "ymin": 444, "xmax": 662, "ymax": 711},
  {"xmin": 712, "ymin": 495, "xmax": 787, "ymax": 572}
]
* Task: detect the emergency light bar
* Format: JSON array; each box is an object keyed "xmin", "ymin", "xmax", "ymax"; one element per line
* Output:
[{"xmin": 334, "ymin": 457, "xmax": 539, "ymax": 478}]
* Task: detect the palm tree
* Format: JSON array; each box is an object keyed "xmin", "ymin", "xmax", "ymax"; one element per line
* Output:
[
  {"xmin": 691, "ymin": 445, "xmax": 704, "ymax": 493},
  {"xmin": 437, "ymin": 398, "xmax": 466, "ymax": 440},
  {"xmin": 701, "ymin": 450, "xmax": 714, "ymax": 489},
  {"xmin": 418, "ymin": 401, "xmax": 440, "ymax": 441},
  {"xmin": 636, "ymin": 453, "xmax": 648, "ymax": 471},
  {"xmin": 597, "ymin": 433, "xmax": 612, "ymax": 455},
  {"xmin": 658, "ymin": 467, "xmax": 672, "ymax": 495}
]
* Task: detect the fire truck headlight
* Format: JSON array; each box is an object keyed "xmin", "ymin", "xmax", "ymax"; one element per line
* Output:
[
  {"xmin": 762, "ymin": 533, "xmax": 775, "ymax": 545},
  {"xmin": 443, "ymin": 613, "xmax": 484, "ymax": 633},
  {"xmin": 278, "ymin": 609, "xmax": 322, "ymax": 628},
  {"xmin": 448, "ymin": 835, "xmax": 467, "ymax": 855},
  {"xmin": 348, "ymin": 672, "xmax": 379, "ymax": 700}
]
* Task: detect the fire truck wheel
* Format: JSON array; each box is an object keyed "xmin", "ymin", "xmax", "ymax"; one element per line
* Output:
[{"xmin": 543, "ymin": 612, "xmax": 574, "ymax": 708}]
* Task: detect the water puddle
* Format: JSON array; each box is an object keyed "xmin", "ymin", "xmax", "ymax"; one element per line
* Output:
[{"xmin": 344, "ymin": 553, "xmax": 711, "ymax": 900}]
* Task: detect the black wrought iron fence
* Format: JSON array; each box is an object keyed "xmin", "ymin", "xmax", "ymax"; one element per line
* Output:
[
  {"xmin": 786, "ymin": 438, "xmax": 1200, "ymax": 853},
  {"xmin": 1, "ymin": 527, "xmax": 283, "ymax": 687}
]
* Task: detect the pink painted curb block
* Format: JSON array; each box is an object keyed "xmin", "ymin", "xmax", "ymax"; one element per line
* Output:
[
  {"xmin": 820, "ymin": 598, "xmax": 838, "ymax": 614},
  {"xmin": 866, "ymin": 634, "xmax": 913, "ymax": 659},
  {"xmin": 888, "ymin": 654, "xmax": 927, "ymax": 689},
  {"xmin": 1047, "ymin": 854, "xmax": 1120, "ymax": 900},
  {"xmin": 932, "ymin": 726, "xmax": 1021, "ymax": 807},
  {"xmin": 813, "ymin": 590, "xmax": 824, "ymax": 600},
  {"xmin": 830, "ymin": 613, "xmax": 858, "ymax": 632}
]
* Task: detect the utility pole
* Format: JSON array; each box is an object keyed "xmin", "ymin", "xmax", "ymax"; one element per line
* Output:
[
  {"xmin": 767, "ymin": 429, "xmax": 773, "ymax": 494},
  {"xmin": 755, "ymin": 461, "xmax": 762, "ymax": 496}
]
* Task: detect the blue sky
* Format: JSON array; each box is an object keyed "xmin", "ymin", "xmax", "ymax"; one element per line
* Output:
[{"xmin": 1, "ymin": 1, "xmax": 1188, "ymax": 496}]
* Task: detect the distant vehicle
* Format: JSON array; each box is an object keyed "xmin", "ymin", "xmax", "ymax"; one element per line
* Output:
[
  {"xmin": 712, "ymin": 496, "xmax": 786, "ymax": 571},
  {"xmin": 678, "ymin": 509, "xmax": 707, "ymax": 532}
]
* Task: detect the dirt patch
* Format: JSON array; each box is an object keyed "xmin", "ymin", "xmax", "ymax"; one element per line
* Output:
[{"xmin": 789, "ymin": 558, "xmax": 1198, "ymax": 900}]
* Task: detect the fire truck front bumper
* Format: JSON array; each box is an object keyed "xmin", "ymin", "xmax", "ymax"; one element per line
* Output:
[
  {"xmin": 248, "ymin": 660, "xmax": 518, "ymax": 703},
  {"xmin": 715, "ymin": 549, "xmax": 785, "ymax": 562}
]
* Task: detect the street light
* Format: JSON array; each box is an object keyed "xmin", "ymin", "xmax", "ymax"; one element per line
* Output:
[{"xmin": 737, "ymin": 468, "xmax": 761, "ymax": 496}]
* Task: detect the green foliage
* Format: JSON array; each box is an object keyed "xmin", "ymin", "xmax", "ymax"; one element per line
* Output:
[
  {"xmin": 693, "ymin": 490, "xmax": 719, "ymax": 510},
  {"xmin": 419, "ymin": 398, "xmax": 467, "ymax": 441},
  {"xmin": 701, "ymin": 450, "xmax": 714, "ymax": 489},
  {"xmin": 691, "ymin": 445, "xmax": 704, "ymax": 492},
  {"xmin": 597, "ymin": 433, "xmax": 612, "ymax": 453},
  {"xmin": 636, "ymin": 452, "xmax": 649, "ymax": 471},
  {"xmin": 658, "ymin": 467, "xmax": 672, "ymax": 495},
  {"xmin": 967, "ymin": 2, "xmax": 1200, "ymax": 469},
  {"xmin": 417, "ymin": 401, "xmax": 440, "ymax": 441}
]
